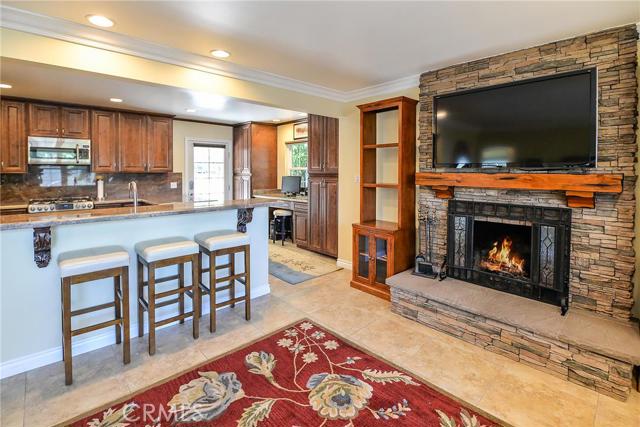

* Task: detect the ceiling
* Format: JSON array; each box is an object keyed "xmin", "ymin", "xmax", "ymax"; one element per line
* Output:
[
  {"xmin": 0, "ymin": 58, "xmax": 305, "ymax": 124},
  {"xmin": 3, "ymin": 1, "xmax": 638, "ymax": 92}
]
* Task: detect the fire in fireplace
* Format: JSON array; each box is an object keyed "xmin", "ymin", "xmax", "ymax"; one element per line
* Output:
[
  {"xmin": 447, "ymin": 201, "xmax": 571, "ymax": 314},
  {"xmin": 474, "ymin": 221, "xmax": 531, "ymax": 279}
]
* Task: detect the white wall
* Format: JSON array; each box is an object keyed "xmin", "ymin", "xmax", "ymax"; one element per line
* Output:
[
  {"xmin": 172, "ymin": 120, "xmax": 233, "ymax": 175},
  {"xmin": 276, "ymin": 123, "xmax": 295, "ymax": 189}
]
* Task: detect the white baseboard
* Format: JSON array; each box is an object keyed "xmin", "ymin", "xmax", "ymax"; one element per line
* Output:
[
  {"xmin": 336, "ymin": 258, "xmax": 352, "ymax": 270},
  {"xmin": 0, "ymin": 284, "xmax": 270, "ymax": 380}
]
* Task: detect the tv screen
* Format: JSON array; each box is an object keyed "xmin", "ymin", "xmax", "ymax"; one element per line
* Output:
[{"xmin": 433, "ymin": 69, "xmax": 597, "ymax": 169}]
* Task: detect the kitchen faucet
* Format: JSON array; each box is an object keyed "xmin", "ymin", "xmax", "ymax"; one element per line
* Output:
[{"xmin": 129, "ymin": 181, "xmax": 138, "ymax": 210}]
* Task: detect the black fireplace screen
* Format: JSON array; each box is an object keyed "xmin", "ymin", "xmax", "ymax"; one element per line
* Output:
[{"xmin": 447, "ymin": 200, "xmax": 571, "ymax": 311}]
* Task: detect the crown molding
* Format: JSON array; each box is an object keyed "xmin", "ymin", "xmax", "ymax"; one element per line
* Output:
[{"xmin": 0, "ymin": 5, "xmax": 418, "ymax": 104}]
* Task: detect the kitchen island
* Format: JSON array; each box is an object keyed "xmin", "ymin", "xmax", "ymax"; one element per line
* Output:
[{"xmin": 0, "ymin": 199, "xmax": 271, "ymax": 378}]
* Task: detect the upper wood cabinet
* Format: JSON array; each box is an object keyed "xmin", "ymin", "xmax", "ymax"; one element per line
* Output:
[
  {"xmin": 28, "ymin": 104, "xmax": 89, "ymax": 138},
  {"xmin": 232, "ymin": 122, "xmax": 277, "ymax": 198},
  {"xmin": 146, "ymin": 115, "xmax": 173, "ymax": 172},
  {"xmin": 308, "ymin": 115, "xmax": 339, "ymax": 175},
  {"xmin": 61, "ymin": 107, "xmax": 90, "ymax": 138},
  {"xmin": 118, "ymin": 112, "xmax": 147, "ymax": 173},
  {"xmin": 0, "ymin": 100, "xmax": 27, "ymax": 174},
  {"xmin": 91, "ymin": 110, "xmax": 118, "ymax": 173}
]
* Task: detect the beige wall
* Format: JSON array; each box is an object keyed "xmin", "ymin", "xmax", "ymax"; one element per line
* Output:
[
  {"xmin": 172, "ymin": 120, "xmax": 233, "ymax": 175},
  {"xmin": 276, "ymin": 123, "xmax": 295, "ymax": 189},
  {"xmin": 337, "ymin": 88, "xmax": 420, "ymax": 265}
]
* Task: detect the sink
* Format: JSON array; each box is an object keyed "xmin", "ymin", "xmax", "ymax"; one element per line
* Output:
[{"xmin": 93, "ymin": 200, "xmax": 156, "ymax": 209}]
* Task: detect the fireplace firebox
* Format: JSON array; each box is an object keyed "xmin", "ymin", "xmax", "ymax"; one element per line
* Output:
[{"xmin": 446, "ymin": 200, "xmax": 571, "ymax": 314}]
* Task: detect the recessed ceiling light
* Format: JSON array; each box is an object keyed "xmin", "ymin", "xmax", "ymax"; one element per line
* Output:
[
  {"xmin": 110, "ymin": 98, "xmax": 123, "ymax": 103},
  {"xmin": 86, "ymin": 15, "xmax": 115, "ymax": 28},
  {"xmin": 0, "ymin": 83, "xmax": 12, "ymax": 89},
  {"xmin": 210, "ymin": 49, "xmax": 230, "ymax": 59},
  {"xmin": 272, "ymin": 119, "xmax": 281, "ymax": 123},
  {"xmin": 186, "ymin": 108, "xmax": 197, "ymax": 113}
]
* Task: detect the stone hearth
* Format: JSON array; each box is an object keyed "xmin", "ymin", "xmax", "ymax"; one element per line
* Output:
[{"xmin": 388, "ymin": 270, "xmax": 640, "ymax": 401}]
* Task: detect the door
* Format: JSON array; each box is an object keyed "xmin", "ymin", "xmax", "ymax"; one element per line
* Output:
[
  {"xmin": 28, "ymin": 104, "xmax": 60, "ymax": 137},
  {"xmin": 192, "ymin": 144, "xmax": 229, "ymax": 202},
  {"xmin": 91, "ymin": 110, "xmax": 118, "ymax": 172},
  {"xmin": 118, "ymin": 113, "xmax": 147, "ymax": 172},
  {"xmin": 373, "ymin": 235, "xmax": 391, "ymax": 285},
  {"xmin": 323, "ymin": 175, "xmax": 338, "ymax": 256},
  {"xmin": 146, "ymin": 116, "xmax": 172, "ymax": 172},
  {"xmin": 354, "ymin": 229, "xmax": 371, "ymax": 282},
  {"xmin": 0, "ymin": 100, "xmax": 27, "ymax": 173},
  {"xmin": 307, "ymin": 176, "xmax": 324, "ymax": 252},
  {"xmin": 307, "ymin": 115, "xmax": 323, "ymax": 174},
  {"xmin": 61, "ymin": 107, "xmax": 90, "ymax": 138},
  {"xmin": 323, "ymin": 116, "xmax": 339, "ymax": 174}
]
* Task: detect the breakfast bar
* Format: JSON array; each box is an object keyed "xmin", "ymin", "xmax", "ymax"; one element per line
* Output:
[{"xmin": 0, "ymin": 200, "xmax": 271, "ymax": 377}]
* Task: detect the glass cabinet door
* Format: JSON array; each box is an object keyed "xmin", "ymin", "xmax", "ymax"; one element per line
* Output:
[
  {"xmin": 374, "ymin": 237, "xmax": 389, "ymax": 284},
  {"xmin": 356, "ymin": 233, "xmax": 370, "ymax": 280}
]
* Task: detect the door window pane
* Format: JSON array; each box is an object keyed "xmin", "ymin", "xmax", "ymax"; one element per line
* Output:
[{"xmin": 193, "ymin": 145, "xmax": 226, "ymax": 202}]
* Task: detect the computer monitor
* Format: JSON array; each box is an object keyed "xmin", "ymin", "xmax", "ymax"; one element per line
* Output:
[{"xmin": 282, "ymin": 176, "xmax": 301, "ymax": 195}]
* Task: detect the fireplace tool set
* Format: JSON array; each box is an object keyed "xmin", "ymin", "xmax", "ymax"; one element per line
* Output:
[{"xmin": 414, "ymin": 210, "xmax": 445, "ymax": 280}]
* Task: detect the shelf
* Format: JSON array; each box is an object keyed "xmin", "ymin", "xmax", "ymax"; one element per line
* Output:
[
  {"xmin": 354, "ymin": 220, "xmax": 400, "ymax": 232},
  {"xmin": 362, "ymin": 183, "xmax": 399, "ymax": 189},
  {"xmin": 416, "ymin": 172, "xmax": 623, "ymax": 208},
  {"xmin": 363, "ymin": 143, "xmax": 399, "ymax": 149}
]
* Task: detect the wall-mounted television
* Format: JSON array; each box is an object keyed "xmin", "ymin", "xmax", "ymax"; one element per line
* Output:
[{"xmin": 433, "ymin": 69, "xmax": 597, "ymax": 169}]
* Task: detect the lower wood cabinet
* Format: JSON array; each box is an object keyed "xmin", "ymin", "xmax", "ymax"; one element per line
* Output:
[
  {"xmin": 308, "ymin": 175, "xmax": 338, "ymax": 257},
  {"xmin": 350, "ymin": 223, "xmax": 397, "ymax": 301},
  {"xmin": 293, "ymin": 202, "xmax": 309, "ymax": 247},
  {"xmin": 0, "ymin": 100, "xmax": 27, "ymax": 173}
]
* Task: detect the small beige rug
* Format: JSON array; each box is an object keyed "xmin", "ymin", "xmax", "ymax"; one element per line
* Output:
[{"xmin": 269, "ymin": 241, "xmax": 341, "ymax": 284}]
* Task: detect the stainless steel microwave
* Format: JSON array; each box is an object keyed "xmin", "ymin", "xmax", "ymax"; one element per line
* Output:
[{"xmin": 28, "ymin": 137, "xmax": 91, "ymax": 166}]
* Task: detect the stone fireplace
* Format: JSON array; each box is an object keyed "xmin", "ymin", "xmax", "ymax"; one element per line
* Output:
[{"xmin": 446, "ymin": 200, "xmax": 571, "ymax": 313}]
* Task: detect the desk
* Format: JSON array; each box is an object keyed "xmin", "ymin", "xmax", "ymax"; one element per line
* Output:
[{"xmin": 252, "ymin": 192, "xmax": 309, "ymax": 247}]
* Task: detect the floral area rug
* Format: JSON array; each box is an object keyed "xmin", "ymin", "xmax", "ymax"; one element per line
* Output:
[
  {"xmin": 269, "ymin": 242, "xmax": 341, "ymax": 284},
  {"xmin": 66, "ymin": 320, "xmax": 503, "ymax": 427}
]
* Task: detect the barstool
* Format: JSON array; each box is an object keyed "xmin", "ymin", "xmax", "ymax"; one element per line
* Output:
[
  {"xmin": 194, "ymin": 230, "xmax": 251, "ymax": 332},
  {"xmin": 135, "ymin": 237, "xmax": 200, "ymax": 355},
  {"xmin": 271, "ymin": 209, "xmax": 293, "ymax": 245},
  {"xmin": 58, "ymin": 246, "xmax": 130, "ymax": 385}
]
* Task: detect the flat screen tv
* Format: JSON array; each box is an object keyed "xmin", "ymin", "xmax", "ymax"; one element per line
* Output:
[{"xmin": 433, "ymin": 69, "xmax": 597, "ymax": 169}]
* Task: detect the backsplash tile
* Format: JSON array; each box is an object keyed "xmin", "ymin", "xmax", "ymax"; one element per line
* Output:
[{"xmin": 0, "ymin": 166, "xmax": 182, "ymax": 205}]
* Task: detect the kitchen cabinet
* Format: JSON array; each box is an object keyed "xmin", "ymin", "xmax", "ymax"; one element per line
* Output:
[
  {"xmin": 308, "ymin": 175, "xmax": 338, "ymax": 257},
  {"xmin": 28, "ymin": 104, "xmax": 89, "ymax": 138},
  {"xmin": 308, "ymin": 114, "xmax": 338, "ymax": 175},
  {"xmin": 0, "ymin": 100, "xmax": 27, "ymax": 174},
  {"xmin": 146, "ymin": 115, "xmax": 173, "ymax": 172},
  {"xmin": 118, "ymin": 112, "xmax": 147, "ymax": 173},
  {"xmin": 232, "ymin": 122, "xmax": 276, "ymax": 199},
  {"xmin": 91, "ymin": 110, "xmax": 118, "ymax": 173},
  {"xmin": 293, "ymin": 202, "xmax": 309, "ymax": 248}
]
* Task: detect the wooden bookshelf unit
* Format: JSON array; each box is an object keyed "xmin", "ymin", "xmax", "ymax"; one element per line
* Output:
[{"xmin": 351, "ymin": 96, "xmax": 417, "ymax": 300}]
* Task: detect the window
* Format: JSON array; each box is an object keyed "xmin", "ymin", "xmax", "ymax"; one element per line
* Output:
[
  {"xmin": 287, "ymin": 141, "xmax": 308, "ymax": 188},
  {"xmin": 193, "ymin": 144, "xmax": 226, "ymax": 202}
]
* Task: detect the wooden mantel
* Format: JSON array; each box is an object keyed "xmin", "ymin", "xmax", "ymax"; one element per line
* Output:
[{"xmin": 415, "ymin": 172, "xmax": 623, "ymax": 208}]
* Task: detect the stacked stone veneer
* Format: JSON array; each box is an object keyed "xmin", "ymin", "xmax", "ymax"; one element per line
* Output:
[
  {"xmin": 418, "ymin": 25, "xmax": 638, "ymax": 320},
  {"xmin": 391, "ymin": 288, "xmax": 635, "ymax": 400}
]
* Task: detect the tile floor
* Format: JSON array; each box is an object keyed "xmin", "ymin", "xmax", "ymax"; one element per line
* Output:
[{"xmin": 1, "ymin": 269, "xmax": 638, "ymax": 426}]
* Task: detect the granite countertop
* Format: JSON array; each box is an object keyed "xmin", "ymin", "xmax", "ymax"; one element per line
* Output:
[
  {"xmin": 0, "ymin": 199, "xmax": 272, "ymax": 231},
  {"xmin": 253, "ymin": 190, "xmax": 308, "ymax": 203}
]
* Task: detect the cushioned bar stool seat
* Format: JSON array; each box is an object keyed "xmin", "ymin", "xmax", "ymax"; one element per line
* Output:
[
  {"xmin": 195, "ymin": 230, "xmax": 251, "ymax": 332},
  {"xmin": 58, "ymin": 246, "xmax": 130, "ymax": 385},
  {"xmin": 135, "ymin": 237, "xmax": 200, "ymax": 355},
  {"xmin": 271, "ymin": 209, "xmax": 293, "ymax": 245}
]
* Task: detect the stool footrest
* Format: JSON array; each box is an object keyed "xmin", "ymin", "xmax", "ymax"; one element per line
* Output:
[
  {"xmin": 143, "ymin": 273, "xmax": 180, "ymax": 287},
  {"xmin": 200, "ymin": 263, "xmax": 231, "ymax": 274},
  {"xmin": 70, "ymin": 301, "xmax": 115, "ymax": 317},
  {"xmin": 215, "ymin": 296, "xmax": 248, "ymax": 309},
  {"xmin": 155, "ymin": 285, "xmax": 194, "ymax": 300},
  {"xmin": 155, "ymin": 311, "xmax": 194, "ymax": 328},
  {"xmin": 72, "ymin": 318, "xmax": 121, "ymax": 337}
]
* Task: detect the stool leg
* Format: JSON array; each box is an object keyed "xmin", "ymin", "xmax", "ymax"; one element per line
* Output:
[
  {"xmin": 148, "ymin": 264, "xmax": 156, "ymax": 356},
  {"xmin": 114, "ymin": 274, "xmax": 122, "ymax": 345},
  {"xmin": 271, "ymin": 219, "xmax": 276, "ymax": 244},
  {"xmin": 62, "ymin": 277, "xmax": 73, "ymax": 385},
  {"xmin": 230, "ymin": 253, "xmax": 236, "ymax": 308},
  {"xmin": 191, "ymin": 254, "xmax": 200, "ymax": 339},
  {"xmin": 178, "ymin": 263, "xmax": 185, "ymax": 324},
  {"xmin": 280, "ymin": 216, "xmax": 285, "ymax": 246},
  {"xmin": 244, "ymin": 244, "xmax": 251, "ymax": 321},
  {"xmin": 197, "ymin": 250, "xmax": 204, "ymax": 319},
  {"xmin": 121, "ymin": 266, "xmax": 131, "ymax": 365},
  {"xmin": 289, "ymin": 217, "xmax": 294, "ymax": 243},
  {"xmin": 137, "ymin": 259, "xmax": 144, "ymax": 338},
  {"xmin": 210, "ymin": 251, "xmax": 217, "ymax": 333}
]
